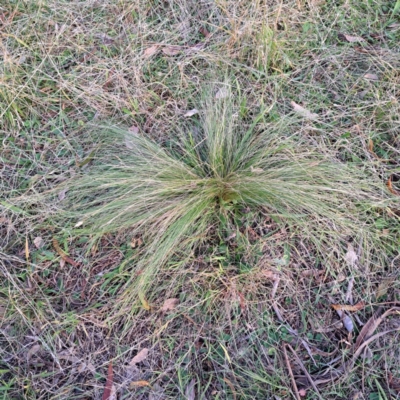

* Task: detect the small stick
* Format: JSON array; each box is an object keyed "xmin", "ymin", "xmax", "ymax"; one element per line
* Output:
[
  {"xmin": 287, "ymin": 344, "xmax": 323, "ymax": 400},
  {"xmin": 283, "ymin": 344, "xmax": 301, "ymax": 400}
]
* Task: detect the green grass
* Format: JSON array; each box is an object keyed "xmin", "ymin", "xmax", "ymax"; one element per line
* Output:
[{"xmin": 1, "ymin": 0, "xmax": 400, "ymax": 399}]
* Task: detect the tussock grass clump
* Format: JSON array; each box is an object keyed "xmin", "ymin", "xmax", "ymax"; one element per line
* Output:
[{"xmin": 63, "ymin": 89, "xmax": 391, "ymax": 307}]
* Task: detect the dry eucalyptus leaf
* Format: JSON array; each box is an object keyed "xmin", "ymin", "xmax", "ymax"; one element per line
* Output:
[
  {"xmin": 215, "ymin": 87, "xmax": 229, "ymax": 99},
  {"xmin": 129, "ymin": 348, "xmax": 149, "ymax": 366},
  {"xmin": 360, "ymin": 345, "xmax": 373, "ymax": 361},
  {"xmin": 290, "ymin": 101, "xmax": 318, "ymax": 120},
  {"xmin": 184, "ymin": 42, "xmax": 205, "ymax": 55},
  {"xmin": 299, "ymin": 388, "xmax": 307, "ymax": 397},
  {"xmin": 342, "ymin": 34, "xmax": 365, "ymax": 42},
  {"xmin": 331, "ymin": 302, "xmax": 365, "ymax": 312},
  {"xmin": 58, "ymin": 188, "xmax": 67, "ymax": 201},
  {"xmin": 143, "ymin": 45, "xmax": 159, "ymax": 59},
  {"xmin": 262, "ymin": 270, "xmax": 278, "ymax": 280},
  {"xmin": 345, "ymin": 244, "xmax": 358, "ymax": 266},
  {"xmin": 33, "ymin": 237, "xmax": 44, "ymax": 249},
  {"xmin": 336, "ymin": 310, "xmax": 354, "ymax": 332},
  {"xmin": 102, "ymin": 363, "xmax": 114, "ymax": 400},
  {"xmin": 129, "ymin": 125, "xmax": 139, "ymax": 134},
  {"xmin": 364, "ymin": 73, "xmax": 379, "ymax": 81},
  {"xmin": 130, "ymin": 237, "xmax": 143, "ymax": 248},
  {"xmin": 355, "ymin": 307, "xmax": 400, "ymax": 349},
  {"xmin": 184, "ymin": 109, "xmax": 199, "ymax": 117},
  {"xmin": 130, "ymin": 380, "xmax": 151, "ymax": 388},
  {"xmin": 125, "ymin": 126, "xmax": 139, "ymax": 149},
  {"xmin": 185, "ymin": 379, "xmax": 196, "ymax": 400},
  {"xmin": 161, "ymin": 298, "xmax": 179, "ymax": 312},
  {"xmin": 77, "ymin": 362, "xmax": 95, "ymax": 373},
  {"xmin": 162, "ymin": 45, "xmax": 182, "ymax": 56},
  {"xmin": 250, "ymin": 166, "xmax": 263, "ymax": 173},
  {"xmin": 27, "ymin": 344, "xmax": 41, "ymax": 361},
  {"xmin": 376, "ymin": 279, "xmax": 391, "ymax": 299}
]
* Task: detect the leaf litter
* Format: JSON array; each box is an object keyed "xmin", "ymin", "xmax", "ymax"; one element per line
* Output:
[
  {"xmin": 33, "ymin": 236, "xmax": 44, "ymax": 249},
  {"xmin": 290, "ymin": 101, "xmax": 318, "ymax": 120},
  {"xmin": 101, "ymin": 363, "xmax": 114, "ymax": 400},
  {"xmin": 292, "ymin": 304, "xmax": 400, "ymax": 389},
  {"xmin": 129, "ymin": 348, "xmax": 149, "ymax": 366},
  {"xmin": 161, "ymin": 298, "xmax": 179, "ymax": 312},
  {"xmin": 184, "ymin": 109, "xmax": 199, "ymax": 117}
]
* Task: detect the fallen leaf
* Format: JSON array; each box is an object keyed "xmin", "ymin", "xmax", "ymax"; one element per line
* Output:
[
  {"xmin": 74, "ymin": 220, "xmax": 84, "ymax": 228},
  {"xmin": 387, "ymin": 174, "xmax": 400, "ymax": 196},
  {"xmin": 298, "ymin": 388, "xmax": 307, "ymax": 397},
  {"xmin": 57, "ymin": 354, "xmax": 80, "ymax": 364},
  {"xmin": 360, "ymin": 345, "xmax": 373, "ymax": 361},
  {"xmin": 129, "ymin": 348, "xmax": 149, "ymax": 366},
  {"xmin": 199, "ymin": 27, "xmax": 210, "ymax": 37},
  {"xmin": 77, "ymin": 362, "xmax": 96, "ymax": 373},
  {"xmin": 388, "ymin": 22, "xmax": 400, "ymax": 30},
  {"xmin": 364, "ymin": 73, "xmax": 379, "ymax": 81},
  {"xmin": 125, "ymin": 127, "xmax": 139, "ymax": 149},
  {"xmin": 52, "ymin": 238, "xmax": 80, "ymax": 267},
  {"xmin": 215, "ymin": 87, "xmax": 229, "ymax": 99},
  {"xmin": 250, "ymin": 166, "xmax": 263, "ymax": 173},
  {"xmin": 95, "ymin": 32, "xmax": 115, "ymax": 44},
  {"xmin": 130, "ymin": 236, "xmax": 143, "ymax": 248},
  {"xmin": 355, "ymin": 307, "xmax": 400, "ymax": 350},
  {"xmin": 184, "ymin": 42, "xmax": 205, "ymax": 55},
  {"xmin": 331, "ymin": 302, "xmax": 365, "ymax": 312},
  {"xmin": 368, "ymin": 138, "xmax": 374, "ymax": 152},
  {"xmin": 102, "ymin": 363, "xmax": 114, "ymax": 400},
  {"xmin": 375, "ymin": 279, "xmax": 391, "ymax": 299},
  {"xmin": 27, "ymin": 344, "xmax": 41, "ymax": 361},
  {"xmin": 33, "ymin": 237, "xmax": 44, "ymax": 249},
  {"xmin": 290, "ymin": 101, "xmax": 318, "ymax": 120},
  {"xmin": 140, "ymin": 296, "xmax": 151, "ymax": 310},
  {"xmin": 185, "ymin": 379, "xmax": 196, "ymax": 400},
  {"xmin": 335, "ymin": 309, "xmax": 354, "ymax": 332},
  {"xmin": 184, "ymin": 109, "xmax": 199, "ymax": 117},
  {"xmin": 341, "ymin": 33, "xmax": 365, "ymax": 43},
  {"xmin": 301, "ymin": 269, "xmax": 324, "ymax": 278},
  {"xmin": 143, "ymin": 45, "xmax": 159, "ymax": 59},
  {"xmin": 161, "ymin": 298, "xmax": 179, "ymax": 312},
  {"xmin": 162, "ymin": 45, "xmax": 182, "ymax": 56},
  {"xmin": 336, "ymin": 273, "xmax": 346, "ymax": 282},
  {"xmin": 58, "ymin": 188, "xmax": 67, "ymax": 201},
  {"xmin": 345, "ymin": 244, "xmax": 358, "ymax": 266},
  {"xmin": 262, "ymin": 270, "xmax": 278, "ymax": 280},
  {"xmin": 130, "ymin": 380, "xmax": 151, "ymax": 388},
  {"xmin": 129, "ymin": 125, "xmax": 139, "ymax": 134}
]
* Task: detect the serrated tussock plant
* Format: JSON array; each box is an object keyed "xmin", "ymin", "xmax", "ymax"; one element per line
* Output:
[{"xmin": 62, "ymin": 90, "xmax": 392, "ymax": 310}]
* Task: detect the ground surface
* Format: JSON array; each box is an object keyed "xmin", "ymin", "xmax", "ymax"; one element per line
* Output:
[{"xmin": 1, "ymin": 0, "xmax": 400, "ymax": 399}]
